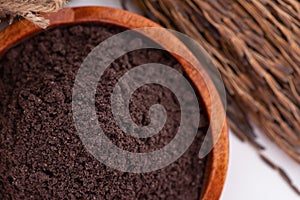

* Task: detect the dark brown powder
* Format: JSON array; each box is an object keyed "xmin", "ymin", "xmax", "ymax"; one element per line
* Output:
[{"xmin": 0, "ymin": 24, "xmax": 208, "ymax": 199}]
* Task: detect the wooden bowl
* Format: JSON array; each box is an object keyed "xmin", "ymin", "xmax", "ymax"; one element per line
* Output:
[{"xmin": 0, "ymin": 7, "xmax": 229, "ymax": 200}]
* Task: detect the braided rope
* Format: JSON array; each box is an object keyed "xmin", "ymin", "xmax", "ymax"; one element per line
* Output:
[{"xmin": 0, "ymin": 0, "xmax": 66, "ymax": 28}]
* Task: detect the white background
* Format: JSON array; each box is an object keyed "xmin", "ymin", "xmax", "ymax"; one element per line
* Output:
[{"xmin": 1, "ymin": 0, "xmax": 300, "ymax": 199}]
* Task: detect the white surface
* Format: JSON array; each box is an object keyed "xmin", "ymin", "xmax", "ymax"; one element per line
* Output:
[
  {"xmin": 222, "ymin": 131, "xmax": 300, "ymax": 200},
  {"xmin": 1, "ymin": 0, "xmax": 299, "ymax": 199},
  {"xmin": 67, "ymin": 0, "xmax": 122, "ymax": 8}
]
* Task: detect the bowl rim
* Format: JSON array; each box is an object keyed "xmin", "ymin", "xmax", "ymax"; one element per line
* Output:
[{"xmin": 0, "ymin": 6, "xmax": 229, "ymax": 200}]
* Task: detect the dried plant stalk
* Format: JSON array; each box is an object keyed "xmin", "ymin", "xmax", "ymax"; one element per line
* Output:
[
  {"xmin": 0, "ymin": 0, "xmax": 66, "ymax": 28},
  {"xmin": 133, "ymin": 0, "xmax": 300, "ymax": 163}
]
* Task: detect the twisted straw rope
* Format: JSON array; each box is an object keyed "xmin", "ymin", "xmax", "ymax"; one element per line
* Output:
[{"xmin": 0, "ymin": 0, "xmax": 66, "ymax": 28}]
